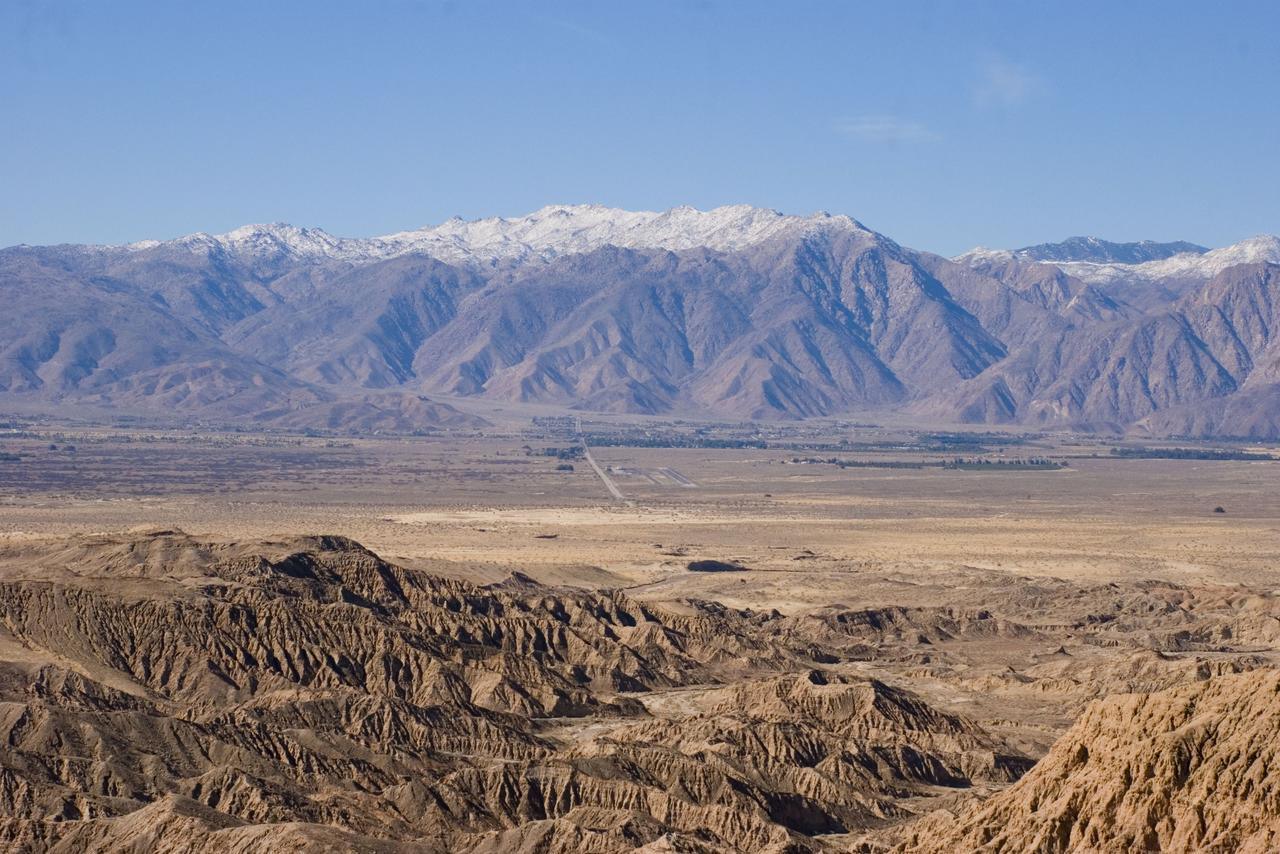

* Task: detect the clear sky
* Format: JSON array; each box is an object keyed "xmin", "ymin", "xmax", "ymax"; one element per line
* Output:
[{"xmin": 2, "ymin": 0, "xmax": 1277, "ymax": 255}]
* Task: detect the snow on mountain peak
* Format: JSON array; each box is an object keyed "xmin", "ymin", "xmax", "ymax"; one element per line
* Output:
[
  {"xmin": 1210, "ymin": 234, "xmax": 1280, "ymax": 265},
  {"xmin": 952, "ymin": 246, "xmax": 1016, "ymax": 266},
  {"xmin": 124, "ymin": 222, "xmax": 362, "ymax": 260},
  {"xmin": 1053, "ymin": 235, "xmax": 1280, "ymax": 284},
  {"xmin": 219, "ymin": 223, "xmax": 351, "ymax": 255},
  {"xmin": 956, "ymin": 235, "xmax": 1280, "ymax": 285},
  {"xmin": 124, "ymin": 205, "xmax": 870, "ymax": 265},
  {"xmin": 372, "ymin": 204, "xmax": 868, "ymax": 264}
]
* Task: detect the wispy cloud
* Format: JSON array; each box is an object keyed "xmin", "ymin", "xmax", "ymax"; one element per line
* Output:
[
  {"xmin": 543, "ymin": 16, "xmax": 617, "ymax": 49},
  {"xmin": 973, "ymin": 56, "xmax": 1042, "ymax": 108},
  {"xmin": 836, "ymin": 115, "xmax": 939, "ymax": 144}
]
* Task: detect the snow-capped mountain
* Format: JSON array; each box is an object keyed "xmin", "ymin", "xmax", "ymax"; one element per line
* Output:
[
  {"xmin": 1050, "ymin": 236, "xmax": 1280, "ymax": 285},
  {"xmin": 123, "ymin": 205, "xmax": 871, "ymax": 266},
  {"xmin": 8, "ymin": 207, "xmax": 1280, "ymax": 439},
  {"xmin": 956, "ymin": 235, "xmax": 1280, "ymax": 286},
  {"xmin": 951, "ymin": 246, "xmax": 1018, "ymax": 266},
  {"xmin": 128, "ymin": 224, "xmax": 365, "ymax": 261}
]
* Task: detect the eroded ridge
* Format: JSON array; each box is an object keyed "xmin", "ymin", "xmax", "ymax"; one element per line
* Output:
[
  {"xmin": 1, "ymin": 530, "xmax": 1279, "ymax": 852},
  {"xmin": 0, "ymin": 531, "xmax": 1032, "ymax": 852}
]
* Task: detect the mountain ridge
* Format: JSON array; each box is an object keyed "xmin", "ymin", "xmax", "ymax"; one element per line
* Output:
[
  {"xmin": 87, "ymin": 204, "xmax": 873, "ymax": 267},
  {"xmin": 5, "ymin": 205, "xmax": 1280, "ymax": 437},
  {"xmin": 1012, "ymin": 236, "xmax": 1208, "ymax": 264},
  {"xmin": 955, "ymin": 234, "xmax": 1280, "ymax": 287}
]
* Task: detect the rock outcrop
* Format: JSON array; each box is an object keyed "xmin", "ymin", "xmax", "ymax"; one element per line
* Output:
[
  {"xmin": 0, "ymin": 531, "xmax": 1031, "ymax": 852},
  {"xmin": 5, "ymin": 531, "xmax": 1280, "ymax": 851},
  {"xmin": 897, "ymin": 668, "xmax": 1280, "ymax": 853}
]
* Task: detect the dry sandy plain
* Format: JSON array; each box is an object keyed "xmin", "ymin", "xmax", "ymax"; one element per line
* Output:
[
  {"xmin": 4, "ymin": 428, "xmax": 1278, "ymax": 586},
  {"xmin": 2, "ymin": 421, "xmax": 1280, "ymax": 851},
  {"xmin": 4, "ymin": 427, "xmax": 1279, "ymax": 596}
]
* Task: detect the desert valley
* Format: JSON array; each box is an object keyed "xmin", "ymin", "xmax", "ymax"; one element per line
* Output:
[{"xmin": 2, "ymin": 405, "xmax": 1279, "ymax": 851}]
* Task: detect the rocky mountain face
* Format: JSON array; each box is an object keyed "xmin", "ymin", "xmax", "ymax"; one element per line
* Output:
[
  {"xmin": 921, "ymin": 261, "xmax": 1280, "ymax": 435},
  {"xmin": 4, "ymin": 206, "xmax": 1280, "ymax": 437}
]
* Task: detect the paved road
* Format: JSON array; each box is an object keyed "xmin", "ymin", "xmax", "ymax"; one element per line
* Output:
[
  {"xmin": 658, "ymin": 467, "xmax": 698, "ymax": 487},
  {"xmin": 581, "ymin": 440, "xmax": 627, "ymax": 503}
]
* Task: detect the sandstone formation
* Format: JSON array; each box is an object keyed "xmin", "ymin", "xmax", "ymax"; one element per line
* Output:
[
  {"xmin": 897, "ymin": 668, "xmax": 1280, "ymax": 853},
  {"xmin": 0, "ymin": 531, "xmax": 1029, "ymax": 852},
  {"xmin": 1, "ymin": 531, "xmax": 1279, "ymax": 851}
]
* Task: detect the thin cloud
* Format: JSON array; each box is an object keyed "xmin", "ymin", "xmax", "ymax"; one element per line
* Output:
[
  {"xmin": 974, "ymin": 56, "xmax": 1042, "ymax": 108},
  {"xmin": 544, "ymin": 16, "xmax": 617, "ymax": 48},
  {"xmin": 836, "ymin": 116, "xmax": 939, "ymax": 144}
]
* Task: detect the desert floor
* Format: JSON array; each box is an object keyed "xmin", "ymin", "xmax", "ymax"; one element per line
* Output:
[{"xmin": 3, "ymin": 428, "xmax": 1277, "ymax": 602}]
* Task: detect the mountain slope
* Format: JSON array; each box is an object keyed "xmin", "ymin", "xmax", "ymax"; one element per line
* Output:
[
  {"xmin": 387, "ymin": 230, "xmax": 1004, "ymax": 418},
  {"xmin": 224, "ymin": 255, "xmax": 483, "ymax": 388},
  {"xmin": 919, "ymin": 261, "xmax": 1280, "ymax": 433},
  {"xmin": 0, "ymin": 246, "xmax": 317, "ymax": 416},
  {"xmin": 0, "ymin": 246, "xmax": 485, "ymax": 431}
]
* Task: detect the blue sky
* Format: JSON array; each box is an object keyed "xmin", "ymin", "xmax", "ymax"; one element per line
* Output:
[{"xmin": 2, "ymin": 0, "xmax": 1277, "ymax": 255}]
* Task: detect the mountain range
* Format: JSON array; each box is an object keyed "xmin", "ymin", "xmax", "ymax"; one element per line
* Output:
[{"xmin": 4, "ymin": 205, "xmax": 1280, "ymax": 437}]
